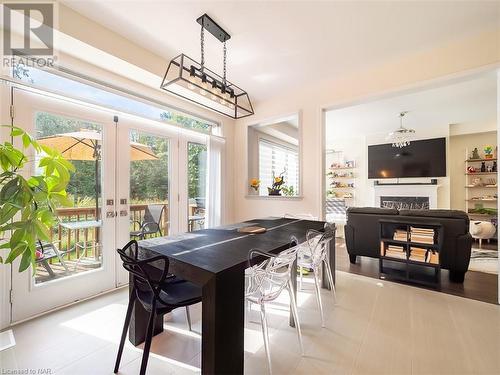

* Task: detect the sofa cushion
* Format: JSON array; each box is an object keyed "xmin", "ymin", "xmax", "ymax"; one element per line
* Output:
[
  {"xmin": 399, "ymin": 209, "xmax": 469, "ymax": 220},
  {"xmin": 347, "ymin": 207, "xmax": 399, "ymax": 216}
]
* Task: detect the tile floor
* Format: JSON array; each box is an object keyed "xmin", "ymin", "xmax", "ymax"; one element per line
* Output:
[{"xmin": 1, "ymin": 271, "xmax": 499, "ymax": 374}]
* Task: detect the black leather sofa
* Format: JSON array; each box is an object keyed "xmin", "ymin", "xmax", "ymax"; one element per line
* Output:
[{"xmin": 344, "ymin": 207, "xmax": 473, "ymax": 282}]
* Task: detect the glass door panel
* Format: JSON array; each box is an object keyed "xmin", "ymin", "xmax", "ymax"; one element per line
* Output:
[
  {"xmin": 187, "ymin": 142, "xmax": 207, "ymax": 232},
  {"xmin": 114, "ymin": 115, "xmax": 179, "ymax": 287},
  {"xmin": 129, "ymin": 130, "xmax": 170, "ymax": 238},
  {"xmin": 11, "ymin": 88, "xmax": 116, "ymax": 323},
  {"xmin": 34, "ymin": 111, "xmax": 103, "ymax": 284}
]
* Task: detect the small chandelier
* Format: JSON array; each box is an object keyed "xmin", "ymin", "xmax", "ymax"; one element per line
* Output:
[
  {"xmin": 387, "ymin": 111, "xmax": 415, "ymax": 148},
  {"xmin": 160, "ymin": 14, "xmax": 254, "ymax": 119}
]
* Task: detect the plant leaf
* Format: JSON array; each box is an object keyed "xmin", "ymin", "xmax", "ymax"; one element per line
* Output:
[
  {"xmin": 22, "ymin": 133, "xmax": 31, "ymax": 148},
  {"xmin": 18, "ymin": 247, "xmax": 32, "ymax": 272},
  {"xmin": 10, "ymin": 127, "xmax": 23, "ymax": 137},
  {"xmin": 5, "ymin": 241, "xmax": 27, "ymax": 263},
  {"xmin": 34, "ymin": 219, "xmax": 50, "ymax": 241}
]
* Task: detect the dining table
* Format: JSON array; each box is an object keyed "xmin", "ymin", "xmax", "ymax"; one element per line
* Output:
[{"xmin": 130, "ymin": 217, "xmax": 335, "ymax": 374}]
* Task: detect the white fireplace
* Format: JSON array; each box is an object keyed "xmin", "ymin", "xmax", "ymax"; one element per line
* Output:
[{"xmin": 373, "ymin": 184, "xmax": 438, "ymax": 209}]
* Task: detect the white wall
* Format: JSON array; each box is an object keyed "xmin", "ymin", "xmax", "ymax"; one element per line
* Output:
[
  {"xmin": 233, "ymin": 27, "xmax": 500, "ymax": 222},
  {"xmin": 450, "ymin": 121, "xmax": 497, "ymax": 136}
]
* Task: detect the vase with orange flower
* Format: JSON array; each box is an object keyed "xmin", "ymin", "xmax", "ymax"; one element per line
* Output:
[{"xmin": 250, "ymin": 178, "xmax": 260, "ymax": 193}]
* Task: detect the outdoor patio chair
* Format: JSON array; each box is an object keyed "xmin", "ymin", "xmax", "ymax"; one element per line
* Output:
[
  {"xmin": 194, "ymin": 197, "xmax": 205, "ymax": 215},
  {"xmin": 130, "ymin": 204, "xmax": 165, "ymax": 240},
  {"xmin": 35, "ymin": 240, "xmax": 70, "ymax": 279},
  {"xmin": 188, "ymin": 197, "xmax": 205, "ymax": 231}
]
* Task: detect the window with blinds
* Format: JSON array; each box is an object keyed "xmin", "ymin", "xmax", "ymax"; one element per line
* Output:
[{"xmin": 258, "ymin": 139, "xmax": 299, "ymax": 196}]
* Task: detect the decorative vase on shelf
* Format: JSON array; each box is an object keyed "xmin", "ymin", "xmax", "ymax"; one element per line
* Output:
[
  {"xmin": 471, "ymin": 148, "xmax": 480, "ymax": 160},
  {"xmin": 484, "ymin": 145, "xmax": 493, "ymax": 159}
]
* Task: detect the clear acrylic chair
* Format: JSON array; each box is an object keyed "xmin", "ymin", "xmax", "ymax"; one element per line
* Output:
[
  {"xmin": 297, "ymin": 223, "xmax": 336, "ymax": 327},
  {"xmin": 245, "ymin": 239, "xmax": 303, "ymax": 375}
]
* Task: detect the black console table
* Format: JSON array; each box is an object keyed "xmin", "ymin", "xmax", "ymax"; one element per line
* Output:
[{"xmin": 379, "ymin": 219, "xmax": 443, "ymax": 287}]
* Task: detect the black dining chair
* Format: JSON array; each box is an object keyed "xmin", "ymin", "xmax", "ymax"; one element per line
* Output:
[{"xmin": 114, "ymin": 240, "xmax": 202, "ymax": 375}]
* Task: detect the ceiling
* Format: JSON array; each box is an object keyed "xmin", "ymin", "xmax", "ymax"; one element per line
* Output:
[
  {"xmin": 62, "ymin": 1, "xmax": 499, "ymax": 103},
  {"xmin": 255, "ymin": 120, "xmax": 299, "ymax": 146},
  {"xmin": 325, "ymin": 73, "xmax": 497, "ymax": 144}
]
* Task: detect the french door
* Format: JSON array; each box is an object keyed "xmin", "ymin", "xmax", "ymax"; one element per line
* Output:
[
  {"xmin": 114, "ymin": 114, "xmax": 181, "ymax": 286},
  {"xmin": 9, "ymin": 88, "xmax": 209, "ymax": 322},
  {"xmin": 10, "ymin": 88, "xmax": 118, "ymax": 322}
]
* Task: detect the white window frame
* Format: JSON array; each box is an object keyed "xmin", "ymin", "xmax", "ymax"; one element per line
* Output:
[{"xmin": 258, "ymin": 138, "xmax": 300, "ymax": 196}]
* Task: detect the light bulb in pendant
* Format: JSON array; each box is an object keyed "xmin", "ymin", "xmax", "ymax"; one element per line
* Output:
[
  {"xmin": 223, "ymin": 92, "xmax": 232, "ymax": 106},
  {"xmin": 188, "ymin": 68, "xmax": 197, "ymax": 90},
  {"xmin": 210, "ymin": 81, "xmax": 218, "ymax": 100},
  {"xmin": 199, "ymin": 75, "xmax": 208, "ymax": 96},
  {"xmin": 200, "ymin": 83, "xmax": 207, "ymax": 95}
]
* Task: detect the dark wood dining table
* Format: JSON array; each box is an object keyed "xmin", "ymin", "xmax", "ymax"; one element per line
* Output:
[{"xmin": 130, "ymin": 217, "xmax": 335, "ymax": 374}]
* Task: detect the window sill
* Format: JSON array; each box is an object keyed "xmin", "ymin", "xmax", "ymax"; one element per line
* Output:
[{"xmin": 245, "ymin": 195, "xmax": 304, "ymax": 200}]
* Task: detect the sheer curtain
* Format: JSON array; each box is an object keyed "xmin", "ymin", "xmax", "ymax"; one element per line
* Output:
[{"xmin": 206, "ymin": 135, "xmax": 225, "ymax": 228}]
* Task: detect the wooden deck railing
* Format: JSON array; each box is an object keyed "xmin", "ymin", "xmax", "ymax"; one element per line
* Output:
[{"xmin": 50, "ymin": 203, "xmax": 170, "ymax": 258}]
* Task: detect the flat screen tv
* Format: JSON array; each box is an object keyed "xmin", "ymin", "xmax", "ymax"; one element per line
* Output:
[{"xmin": 368, "ymin": 137, "xmax": 446, "ymax": 179}]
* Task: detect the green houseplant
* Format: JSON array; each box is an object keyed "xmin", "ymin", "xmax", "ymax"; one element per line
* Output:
[
  {"xmin": 0, "ymin": 126, "xmax": 74, "ymax": 272},
  {"xmin": 267, "ymin": 171, "xmax": 285, "ymax": 196}
]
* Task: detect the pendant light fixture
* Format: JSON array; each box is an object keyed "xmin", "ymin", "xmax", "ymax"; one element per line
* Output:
[
  {"xmin": 160, "ymin": 14, "xmax": 254, "ymax": 119},
  {"xmin": 387, "ymin": 111, "xmax": 415, "ymax": 148}
]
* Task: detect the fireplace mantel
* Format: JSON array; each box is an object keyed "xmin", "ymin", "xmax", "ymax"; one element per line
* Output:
[
  {"xmin": 373, "ymin": 179, "xmax": 437, "ymax": 186},
  {"xmin": 373, "ymin": 183, "xmax": 439, "ymax": 209}
]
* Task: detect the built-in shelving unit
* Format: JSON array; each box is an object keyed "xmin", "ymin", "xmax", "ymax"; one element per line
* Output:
[
  {"xmin": 466, "ymin": 158, "xmax": 497, "ymax": 162},
  {"xmin": 466, "ymin": 200, "xmax": 497, "ymax": 203},
  {"xmin": 325, "ymin": 149, "xmax": 356, "ymax": 204},
  {"xmin": 465, "ymin": 172, "xmax": 497, "ymax": 176},
  {"xmin": 464, "ymin": 152, "xmax": 497, "ymax": 220}
]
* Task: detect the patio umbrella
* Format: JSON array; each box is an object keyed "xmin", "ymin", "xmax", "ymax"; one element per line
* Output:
[{"xmin": 38, "ymin": 129, "xmax": 158, "ymax": 216}]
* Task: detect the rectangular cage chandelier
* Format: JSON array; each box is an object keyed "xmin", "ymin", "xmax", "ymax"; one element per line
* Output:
[{"xmin": 160, "ymin": 14, "xmax": 254, "ymax": 119}]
